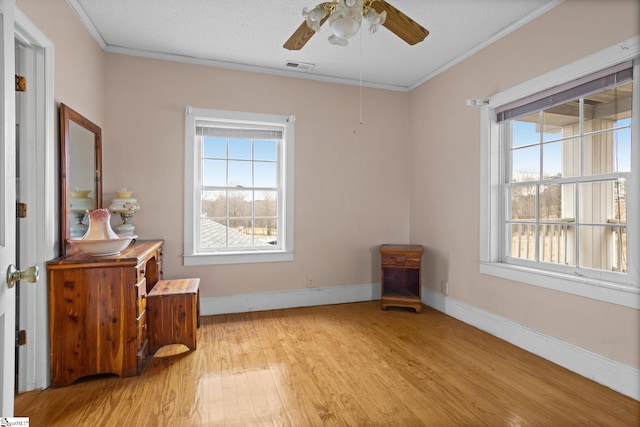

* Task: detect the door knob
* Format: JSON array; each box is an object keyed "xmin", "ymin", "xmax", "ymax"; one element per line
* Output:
[{"xmin": 6, "ymin": 264, "xmax": 39, "ymax": 288}]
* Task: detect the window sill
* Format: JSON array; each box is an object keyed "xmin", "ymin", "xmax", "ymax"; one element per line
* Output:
[
  {"xmin": 479, "ymin": 261, "xmax": 640, "ymax": 309},
  {"xmin": 183, "ymin": 250, "xmax": 294, "ymax": 266}
]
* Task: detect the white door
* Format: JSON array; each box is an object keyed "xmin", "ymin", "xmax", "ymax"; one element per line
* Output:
[
  {"xmin": 14, "ymin": 9, "xmax": 56, "ymax": 393},
  {"xmin": 0, "ymin": 0, "xmax": 16, "ymax": 416}
]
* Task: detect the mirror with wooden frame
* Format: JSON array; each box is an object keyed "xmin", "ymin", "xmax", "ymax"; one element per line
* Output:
[{"xmin": 59, "ymin": 103, "xmax": 102, "ymax": 255}]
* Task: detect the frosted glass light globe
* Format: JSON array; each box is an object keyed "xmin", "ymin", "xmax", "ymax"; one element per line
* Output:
[{"xmin": 330, "ymin": 16, "xmax": 361, "ymax": 39}]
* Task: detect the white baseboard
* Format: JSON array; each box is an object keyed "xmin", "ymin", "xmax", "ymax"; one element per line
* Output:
[
  {"xmin": 201, "ymin": 283, "xmax": 381, "ymax": 315},
  {"xmin": 422, "ymin": 288, "xmax": 640, "ymax": 401}
]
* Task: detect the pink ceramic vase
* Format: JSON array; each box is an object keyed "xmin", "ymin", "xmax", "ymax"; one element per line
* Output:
[{"xmin": 82, "ymin": 208, "xmax": 120, "ymax": 240}]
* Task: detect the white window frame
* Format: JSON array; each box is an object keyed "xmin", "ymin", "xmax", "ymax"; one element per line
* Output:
[
  {"xmin": 184, "ymin": 107, "xmax": 294, "ymax": 265},
  {"xmin": 479, "ymin": 36, "xmax": 640, "ymax": 309}
]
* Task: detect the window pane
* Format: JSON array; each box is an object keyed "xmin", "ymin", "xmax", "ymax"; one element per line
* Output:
[
  {"xmin": 254, "ymin": 161, "xmax": 277, "ymax": 188},
  {"xmin": 228, "ymin": 190, "xmax": 252, "ymax": 218},
  {"xmin": 255, "ymin": 139, "xmax": 277, "ymax": 161},
  {"xmin": 510, "ymin": 224, "xmax": 536, "ymax": 261},
  {"xmin": 583, "ymin": 131, "xmax": 615, "ymax": 176},
  {"xmin": 228, "ymin": 138, "xmax": 252, "ymax": 160},
  {"xmin": 201, "ymin": 190, "xmax": 226, "ymax": 218},
  {"xmin": 584, "ymin": 82, "xmax": 633, "ymax": 125},
  {"xmin": 512, "ymin": 146, "xmax": 540, "ymax": 182},
  {"xmin": 228, "ymin": 160, "xmax": 252, "ymax": 187},
  {"xmin": 203, "ymin": 137, "xmax": 226, "ymax": 158},
  {"xmin": 539, "ymin": 184, "xmax": 574, "ymax": 221},
  {"xmin": 511, "ymin": 185, "xmax": 536, "ymax": 220},
  {"xmin": 613, "ymin": 179, "xmax": 627, "ymax": 223},
  {"xmin": 200, "ymin": 217, "xmax": 227, "ymax": 249},
  {"xmin": 542, "ymin": 139, "xmax": 579, "ymax": 179},
  {"xmin": 583, "ymin": 129, "xmax": 631, "ymax": 175},
  {"xmin": 612, "ymin": 226, "xmax": 627, "ymax": 272},
  {"xmin": 542, "ymin": 141, "xmax": 562, "ymax": 179},
  {"xmin": 255, "ymin": 191, "xmax": 277, "ymax": 217},
  {"xmin": 542, "ymin": 102, "xmax": 580, "ymax": 141},
  {"xmin": 255, "ymin": 218, "xmax": 277, "ymax": 245},
  {"xmin": 578, "ymin": 180, "xmax": 625, "ymax": 224},
  {"xmin": 614, "ymin": 120, "xmax": 632, "ymax": 173},
  {"xmin": 228, "ymin": 219, "xmax": 254, "ymax": 247},
  {"xmin": 203, "ymin": 159, "xmax": 226, "ymax": 187},
  {"xmin": 254, "ymin": 191, "xmax": 278, "ymax": 246},
  {"xmin": 539, "ymin": 224, "xmax": 575, "ymax": 266},
  {"xmin": 512, "ymin": 116, "xmax": 541, "ymax": 147},
  {"xmin": 579, "ymin": 225, "xmax": 626, "ymax": 272}
]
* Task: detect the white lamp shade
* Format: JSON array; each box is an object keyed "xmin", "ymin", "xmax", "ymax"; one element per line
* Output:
[
  {"xmin": 330, "ymin": 16, "xmax": 361, "ymax": 39},
  {"xmin": 303, "ymin": 4, "xmax": 326, "ymax": 32},
  {"xmin": 70, "ymin": 197, "xmax": 95, "ymax": 213},
  {"xmin": 109, "ymin": 198, "xmax": 140, "ymax": 214}
]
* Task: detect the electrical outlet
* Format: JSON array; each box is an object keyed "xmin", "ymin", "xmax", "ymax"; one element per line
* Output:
[
  {"xmin": 307, "ymin": 276, "xmax": 315, "ymax": 288},
  {"xmin": 441, "ymin": 280, "xmax": 449, "ymax": 295}
]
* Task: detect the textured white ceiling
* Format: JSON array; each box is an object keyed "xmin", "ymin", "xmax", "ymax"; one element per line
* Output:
[{"xmin": 70, "ymin": 0, "xmax": 561, "ymax": 91}]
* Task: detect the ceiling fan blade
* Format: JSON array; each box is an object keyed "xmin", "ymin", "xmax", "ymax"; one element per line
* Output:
[
  {"xmin": 371, "ymin": 0, "xmax": 429, "ymax": 45},
  {"xmin": 283, "ymin": 21, "xmax": 318, "ymax": 50},
  {"xmin": 283, "ymin": 3, "xmax": 333, "ymax": 50}
]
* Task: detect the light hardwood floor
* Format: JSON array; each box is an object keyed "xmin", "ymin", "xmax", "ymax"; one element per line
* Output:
[{"xmin": 15, "ymin": 301, "xmax": 640, "ymax": 426}]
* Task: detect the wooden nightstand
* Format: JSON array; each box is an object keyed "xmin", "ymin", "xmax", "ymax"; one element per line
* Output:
[{"xmin": 380, "ymin": 244, "xmax": 423, "ymax": 312}]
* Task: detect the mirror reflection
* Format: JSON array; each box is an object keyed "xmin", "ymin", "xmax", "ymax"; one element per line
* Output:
[
  {"xmin": 68, "ymin": 122, "xmax": 97, "ymax": 237},
  {"xmin": 59, "ymin": 103, "xmax": 102, "ymax": 255}
]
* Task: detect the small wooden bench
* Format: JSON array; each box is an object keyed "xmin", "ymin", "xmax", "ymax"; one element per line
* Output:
[{"xmin": 147, "ymin": 278, "xmax": 200, "ymax": 354}]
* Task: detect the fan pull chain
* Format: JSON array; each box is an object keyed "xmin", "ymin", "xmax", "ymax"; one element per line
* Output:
[{"xmin": 359, "ymin": 29, "xmax": 363, "ymax": 125}]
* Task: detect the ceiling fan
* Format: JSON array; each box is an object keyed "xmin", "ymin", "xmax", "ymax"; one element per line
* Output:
[{"xmin": 284, "ymin": 0, "xmax": 429, "ymax": 50}]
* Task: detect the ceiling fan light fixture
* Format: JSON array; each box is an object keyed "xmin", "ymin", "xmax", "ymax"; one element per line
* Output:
[
  {"xmin": 327, "ymin": 0, "xmax": 363, "ymax": 45},
  {"xmin": 328, "ymin": 34, "xmax": 349, "ymax": 46},
  {"xmin": 303, "ymin": 4, "xmax": 327, "ymax": 32},
  {"xmin": 285, "ymin": 0, "xmax": 429, "ymax": 51},
  {"xmin": 329, "ymin": 15, "xmax": 362, "ymax": 40},
  {"xmin": 364, "ymin": 8, "xmax": 386, "ymax": 33}
]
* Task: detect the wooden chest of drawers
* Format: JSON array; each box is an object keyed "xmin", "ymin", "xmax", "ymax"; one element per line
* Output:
[{"xmin": 47, "ymin": 240, "xmax": 163, "ymax": 387}]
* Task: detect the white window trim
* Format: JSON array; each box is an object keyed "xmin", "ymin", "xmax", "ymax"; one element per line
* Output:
[
  {"xmin": 479, "ymin": 36, "xmax": 640, "ymax": 309},
  {"xmin": 183, "ymin": 107, "xmax": 295, "ymax": 265}
]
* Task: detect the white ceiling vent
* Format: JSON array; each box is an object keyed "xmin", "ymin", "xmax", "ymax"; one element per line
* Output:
[{"xmin": 283, "ymin": 60, "xmax": 315, "ymax": 72}]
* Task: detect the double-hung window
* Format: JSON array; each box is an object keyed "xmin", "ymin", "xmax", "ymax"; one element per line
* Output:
[
  {"xmin": 184, "ymin": 107, "xmax": 294, "ymax": 265},
  {"xmin": 480, "ymin": 43, "xmax": 639, "ymax": 307}
]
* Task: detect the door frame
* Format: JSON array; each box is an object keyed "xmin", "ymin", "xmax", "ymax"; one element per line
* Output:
[
  {"xmin": 0, "ymin": 0, "xmax": 17, "ymax": 415},
  {"xmin": 14, "ymin": 8, "xmax": 55, "ymax": 392}
]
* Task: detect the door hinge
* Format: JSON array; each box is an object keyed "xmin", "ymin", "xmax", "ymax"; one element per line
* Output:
[
  {"xmin": 15, "ymin": 75, "xmax": 27, "ymax": 92},
  {"xmin": 16, "ymin": 202, "xmax": 27, "ymax": 219},
  {"xmin": 16, "ymin": 330, "xmax": 27, "ymax": 347}
]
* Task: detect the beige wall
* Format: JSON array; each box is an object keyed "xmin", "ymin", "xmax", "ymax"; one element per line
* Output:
[
  {"xmin": 17, "ymin": 0, "xmax": 411, "ymax": 299},
  {"xmin": 408, "ymin": 0, "xmax": 640, "ymax": 367},
  {"xmin": 17, "ymin": 0, "xmax": 105, "ymax": 127},
  {"xmin": 103, "ymin": 54, "xmax": 411, "ymax": 297},
  {"xmin": 18, "ymin": 0, "xmax": 639, "ymax": 370}
]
